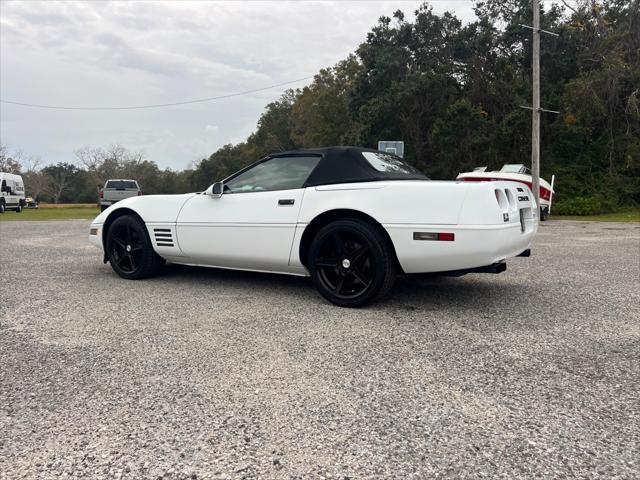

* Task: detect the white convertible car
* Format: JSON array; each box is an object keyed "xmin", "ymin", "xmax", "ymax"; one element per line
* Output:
[{"xmin": 89, "ymin": 147, "xmax": 537, "ymax": 307}]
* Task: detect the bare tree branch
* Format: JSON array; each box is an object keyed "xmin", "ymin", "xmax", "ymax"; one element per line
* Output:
[{"xmin": 560, "ymin": 0, "xmax": 579, "ymax": 15}]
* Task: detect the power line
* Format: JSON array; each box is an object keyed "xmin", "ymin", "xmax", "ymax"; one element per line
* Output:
[{"xmin": 0, "ymin": 76, "xmax": 314, "ymax": 111}]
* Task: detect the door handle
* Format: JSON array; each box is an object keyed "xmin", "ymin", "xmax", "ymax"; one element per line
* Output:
[{"xmin": 278, "ymin": 199, "xmax": 295, "ymax": 206}]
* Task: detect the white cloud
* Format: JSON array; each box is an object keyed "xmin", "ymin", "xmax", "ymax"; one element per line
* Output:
[{"xmin": 0, "ymin": 1, "xmax": 477, "ymax": 169}]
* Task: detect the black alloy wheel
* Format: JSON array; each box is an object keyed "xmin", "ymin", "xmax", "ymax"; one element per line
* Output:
[
  {"xmin": 105, "ymin": 215, "xmax": 164, "ymax": 279},
  {"xmin": 308, "ymin": 219, "xmax": 396, "ymax": 307}
]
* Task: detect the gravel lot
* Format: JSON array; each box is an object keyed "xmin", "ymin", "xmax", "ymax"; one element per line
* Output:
[{"xmin": 1, "ymin": 219, "xmax": 638, "ymax": 479}]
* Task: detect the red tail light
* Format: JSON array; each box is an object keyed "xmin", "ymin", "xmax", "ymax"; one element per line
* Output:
[
  {"xmin": 413, "ymin": 232, "xmax": 456, "ymax": 241},
  {"xmin": 437, "ymin": 233, "xmax": 455, "ymax": 242},
  {"xmin": 99, "ymin": 190, "xmax": 103, "ymax": 199},
  {"xmin": 138, "ymin": 191, "xmax": 142, "ymax": 196}
]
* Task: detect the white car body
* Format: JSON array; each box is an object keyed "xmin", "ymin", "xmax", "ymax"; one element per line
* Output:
[{"xmin": 89, "ymin": 150, "xmax": 537, "ymax": 278}]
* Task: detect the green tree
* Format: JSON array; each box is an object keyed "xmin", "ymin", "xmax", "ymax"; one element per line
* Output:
[
  {"xmin": 291, "ymin": 56, "xmax": 361, "ymax": 147},
  {"xmin": 41, "ymin": 163, "xmax": 78, "ymax": 204}
]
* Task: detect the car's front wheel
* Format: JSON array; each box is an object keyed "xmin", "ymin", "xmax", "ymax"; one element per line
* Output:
[
  {"xmin": 308, "ymin": 219, "xmax": 396, "ymax": 307},
  {"xmin": 105, "ymin": 215, "xmax": 164, "ymax": 279}
]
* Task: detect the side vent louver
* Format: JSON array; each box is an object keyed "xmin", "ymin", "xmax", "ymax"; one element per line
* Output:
[{"xmin": 153, "ymin": 228, "xmax": 174, "ymax": 247}]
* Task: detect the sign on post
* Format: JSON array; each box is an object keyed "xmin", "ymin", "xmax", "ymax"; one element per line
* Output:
[{"xmin": 377, "ymin": 141, "xmax": 404, "ymax": 158}]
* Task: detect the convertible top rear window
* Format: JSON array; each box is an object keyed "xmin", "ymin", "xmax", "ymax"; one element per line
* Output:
[{"xmin": 361, "ymin": 151, "xmax": 422, "ymax": 175}]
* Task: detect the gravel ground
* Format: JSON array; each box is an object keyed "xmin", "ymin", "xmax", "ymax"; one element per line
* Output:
[{"xmin": 0, "ymin": 219, "xmax": 638, "ymax": 479}]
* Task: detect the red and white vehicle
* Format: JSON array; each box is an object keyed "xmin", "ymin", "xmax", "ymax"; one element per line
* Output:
[{"xmin": 457, "ymin": 165, "xmax": 555, "ymax": 220}]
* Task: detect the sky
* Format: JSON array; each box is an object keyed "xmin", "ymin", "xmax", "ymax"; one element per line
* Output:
[{"xmin": 0, "ymin": 1, "xmax": 477, "ymax": 170}]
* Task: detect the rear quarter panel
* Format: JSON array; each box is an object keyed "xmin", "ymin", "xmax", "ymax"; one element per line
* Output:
[
  {"xmin": 298, "ymin": 181, "xmax": 468, "ymax": 225},
  {"xmin": 293, "ymin": 180, "xmax": 536, "ymax": 273},
  {"xmin": 290, "ymin": 181, "xmax": 469, "ymax": 269}
]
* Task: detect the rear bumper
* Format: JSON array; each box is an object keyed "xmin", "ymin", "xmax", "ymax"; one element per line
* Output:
[{"xmin": 386, "ymin": 221, "xmax": 537, "ymax": 274}]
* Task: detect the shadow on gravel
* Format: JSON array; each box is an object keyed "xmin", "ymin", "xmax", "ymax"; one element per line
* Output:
[
  {"xmin": 158, "ymin": 263, "xmax": 522, "ymax": 311},
  {"xmin": 162, "ymin": 263, "xmax": 310, "ymax": 288},
  {"xmin": 390, "ymin": 275, "xmax": 526, "ymax": 307}
]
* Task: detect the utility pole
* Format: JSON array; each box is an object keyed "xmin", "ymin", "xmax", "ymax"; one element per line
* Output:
[
  {"xmin": 532, "ymin": 0, "xmax": 541, "ymax": 213},
  {"xmin": 519, "ymin": 5, "xmax": 558, "ymax": 217}
]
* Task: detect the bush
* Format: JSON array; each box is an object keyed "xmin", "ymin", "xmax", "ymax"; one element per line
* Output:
[{"xmin": 552, "ymin": 196, "xmax": 615, "ymax": 216}]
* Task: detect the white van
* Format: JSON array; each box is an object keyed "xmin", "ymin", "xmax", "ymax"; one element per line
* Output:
[{"xmin": 0, "ymin": 172, "xmax": 26, "ymax": 213}]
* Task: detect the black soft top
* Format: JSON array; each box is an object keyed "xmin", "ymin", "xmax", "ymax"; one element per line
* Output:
[{"xmin": 265, "ymin": 146, "xmax": 428, "ymax": 187}]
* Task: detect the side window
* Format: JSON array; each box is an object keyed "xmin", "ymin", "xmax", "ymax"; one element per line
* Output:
[{"xmin": 225, "ymin": 156, "xmax": 321, "ymax": 193}]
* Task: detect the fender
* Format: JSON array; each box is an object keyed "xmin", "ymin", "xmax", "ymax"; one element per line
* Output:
[
  {"xmin": 95, "ymin": 193, "xmax": 196, "ymax": 261},
  {"xmin": 93, "ymin": 193, "xmax": 196, "ymax": 225}
]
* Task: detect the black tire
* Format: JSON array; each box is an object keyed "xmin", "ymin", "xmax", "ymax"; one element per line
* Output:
[
  {"xmin": 15, "ymin": 204, "xmax": 22, "ymax": 213},
  {"xmin": 105, "ymin": 215, "xmax": 165, "ymax": 280},
  {"xmin": 0, "ymin": 202, "xmax": 5, "ymax": 214},
  {"xmin": 101, "ymin": 205, "xmax": 107, "ymax": 212},
  {"xmin": 308, "ymin": 219, "xmax": 396, "ymax": 307},
  {"xmin": 540, "ymin": 206, "xmax": 548, "ymax": 221}
]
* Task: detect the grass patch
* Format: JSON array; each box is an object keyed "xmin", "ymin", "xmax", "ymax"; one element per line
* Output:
[
  {"xmin": 38, "ymin": 203, "xmax": 97, "ymax": 209},
  {"xmin": 0, "ymin": 207, "xmax": 99, "ymax": 221},
  {"xmin": 551, "ymin": 207, "xmax": 640, "ymax": 223}
]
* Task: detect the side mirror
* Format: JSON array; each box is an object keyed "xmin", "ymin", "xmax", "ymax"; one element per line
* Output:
[{"xmin": 206, "ymin": 182, "xmax": 224, "ymax": 198}]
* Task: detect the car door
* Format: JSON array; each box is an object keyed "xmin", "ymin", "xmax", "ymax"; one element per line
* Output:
[
  {"xmin": 1, "ymin": 179, "xmax": 16, "ymax": 208},
  {"xmin": 0, "ymin": 179, "xmax": 6, "ymax": 206},
  {"xmin": 176, "ymin": 155, "xmax": 321, "ymax": 273}
]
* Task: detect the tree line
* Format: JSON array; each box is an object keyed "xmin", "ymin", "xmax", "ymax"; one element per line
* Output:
[
  {"xmin": 2, "ymin": 0, "xmax": 638, "ymax": 213},
  {"xmin": 0, "ymin": 144, "xmax": 193, "ymax": 204}
]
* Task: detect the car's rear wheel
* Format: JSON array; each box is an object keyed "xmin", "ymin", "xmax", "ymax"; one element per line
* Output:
[
  {"xmin": 15, "ymin": 204, "xmax": 22, "ymax": 213},
  {"xmin": 308, "ymin": 219, "xmax": 396, "ymax": 307},
  {"xmin": 105, "ymin": 215, "xmax": 164, "ymax": 279}
]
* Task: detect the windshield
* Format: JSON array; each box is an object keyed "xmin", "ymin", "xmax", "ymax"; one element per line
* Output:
[
  {"xmin": 362, "ymin": 151, "xmax": 423, "ymax": 176},
  {"xmin": 500, "ymin": 164, "xmax": 530, "ymax": 174}
]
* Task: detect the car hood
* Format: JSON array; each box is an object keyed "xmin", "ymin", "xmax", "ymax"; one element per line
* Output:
[{"xmin": 92, "ymin": 193, "xmax": 197, "ymax": 224}]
